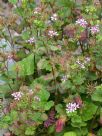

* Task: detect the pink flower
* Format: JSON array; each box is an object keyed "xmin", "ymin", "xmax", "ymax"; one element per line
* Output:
[
  {"xmin": 84, "ymin": 57, "xmax": 91, "ymax": 64},
  {"xmin": 7, "ymin": 54, "xmax": 13, "ymax": 60},
  {"xmin": 61, "ymin": 75, "xmax": 67, "ymax": 82},
  {"xmin": 34, "ymin": 96, "xmax": 41, "ymax": 102},
  {"xmin": 57, "ymin": 45, "xmax": 62, "ymax": 49},
  {"xmin": 66, "ymin": 102, "xmax": 79, "ymax": 113},
  {"xmin": 3, "ymin": 132, "xmax": 12, "ymax": 136},
  {"xmin": 27, "ymin": 37, "xmax": 35, "ymax": 44},
  {"xmin": 76, "ymin": 59, "xmax": 85, "ymax": 69},
  {"xmin": 76, "ymin": 18, "xmax": 88, "ymax": 28},
  {"xmin": 90, "ymin": 25, "xmax": 100, "ymax": 34},
  {"xmin": 11, "ymin": 92, "xmax": 23, "ymax": 100},
  {"xmin": 56, "ymin": 117, "xmax": 66, "ymax": 132},
  {"xmin": 48, "ymin": 30, "xmax": 59, "ymax": 37}
]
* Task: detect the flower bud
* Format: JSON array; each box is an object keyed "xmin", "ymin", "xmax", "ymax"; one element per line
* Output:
[{"xmin": 56, "ymin": 116, "xmax": 66, "ymax": 132}]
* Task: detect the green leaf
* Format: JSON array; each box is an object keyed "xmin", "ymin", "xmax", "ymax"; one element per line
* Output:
[
  {"xmin": 87, "ymin": 71, "xmax": 98, "ymax": 81},
  {"xmin": 41, "ymin": 113, "xmax": 48, "ymax": 121},
  {"xmin": 71, "ymin": 115, "xmax": 86, "ymax": 127},
  {"xmin": 58, "ymin": 8, "xmax": 71, "ymax": 18},
  {"xmin": 63, "ymin": 80, "xmax": 73, "ymax": 89},
  {"xmin": 25, "ymin": 127, "xmax": 36, "ymax": 135},
  {"xmin": 3, "ymin": 115, "xmax": 11, "ymax": 123},
  {"xmin": 96, "ymin": 34, "xmax": 102, "ymax": 42},
  {"xmin": 30, "ymin": 76, "xmax": 48, "ymax": 89},
  {"xmin": 55, "ymin": 104, "xmax": 64, "ymax": 114},
  {"xmin": 91, "ymin": 90, "xmax": 102, "ymax": 102},
  {"xmin": 8, "ymin": 0, "xmax": 17, "ymax": 4},
  {"xmin": 0, "ymin": 84, "xmax": 12, "ymax": 94},
  {"xmin": 22, "ymin": 31, "xmax": 30, "ymax": 40},
  {"xmin": 50, "ymin": 45, "xmax": 59, "ymax": 51},
  {"xmin": 15, "ymin": 7, "xmax": 24, "ymax": 16},
  {"xmin": 44, "ymin": 101, "xmax": 54, "ymax": 110},
  {"xmin": 56, "ymin": 0, "xmax": 75, "ymax": 7},
  {"xmin": 73, "ymin": 75, "xmax": 86, "ymax": 85},
  {"xmin": 74, "ymin": 128, "xmax": 88, "ymax": 136},
  {"xmin": 31, "ymin": 112, "xmax": 42, "ymax": 122},
  {"xmin": 33, "ymin": 20, "xmax": 45, "ymax": 28},
  {"xmin": 97, "ymin": 128, "xmax": 102, "ymax": 136},
  {"xmin": 10, "ymin": 110, "xmax": 18, "ymax": 121},
  {"xmin": 37, "ymin": 58, "xmax": 52, "ymax": 71},
  {"xmin": 64, "ymin": 132, "xmax": 77, "ymax": 136},
  {"xmin": 67, "ymin": 111, "xmax": 77, "ymax": 117},
  {"xmin": 81, "ymin": 102, "xmax": 97, "ymax": 121},
  {"xmin": 37, "ymin": 88, "xmax": 50, "ymax": 101},
  {"xmin": 91, "ymin": 85, "xmax": 102, "ymax": 102},
  {"xmin": 0, "ymin": 82, "xmax": 19, "ymax": 98},
  {"xmin": 13, "ymin": 54, "xmax": 34, "ymax": 76},
  {"xmin": 48, "ymin": 125, "xmax": 55, "ymax": 134}
]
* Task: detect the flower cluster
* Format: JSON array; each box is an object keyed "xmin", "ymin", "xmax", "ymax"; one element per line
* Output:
[
  {"xmin": 61, "ymin": 75, "xmax": 68, "ymax": 82},
  {"xmin": 57, "ymin": 45, "xmax": 62, "ymax": 49},
  {"xmin": 7, "ymin": 54, "xmax": 13, "ymax": 60},
  {"xmin": 76, "ymin": 57, "xmax": 90, "ymax": 69},
  {"xmin": 28, "ymin": 89, "xmax": 33, "ymax": 95},
  {"xmin": 76, "ymin": 18, "xmax": 88, "ymax": 28},
  {"xmin": 27, "ymin": 37, "xmax": 35, "ymax": 44},
  {"xmin": 48, "ymin": 30, "xmax": 59, "ymax": 37},
  {"xmin": 51, "ymin": 13, "xmax": 58, "ymax": 21},
  {"xmin": 90, "ymin": 25, "xmax": 100, "ymax": 34},
  {"xmin": 34, "ymin": 96, "xmax": 41, "ymax": 102},
  {"xmin": 11, "ymin": 92, "xmax": 23, "ymax": 100},
  {"xmin": 84, "ymin": 57, "xmax": 91, "ymax": 63},
  {"xmin": 66, "ymin": 102, "xmax": 79, "ymax": 113},
  {"xmin": 76, "ymin": 59, "xmax": 85, "ymax": 69},
  {"xmin": 33, "ymin": 7, "xmax": 41, "ymax": 14}
]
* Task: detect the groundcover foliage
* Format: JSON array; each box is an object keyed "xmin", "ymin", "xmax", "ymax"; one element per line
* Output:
[{"xmin": 0, "ymin": 0, "xmax": 102, "ymax": 135}]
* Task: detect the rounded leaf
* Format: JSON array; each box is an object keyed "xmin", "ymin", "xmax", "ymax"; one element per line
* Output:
[
  {"xmin": 64, "ymin": 132, "xmax": 77, "ymax": 136},
  {"xmin": 91, "ymin": 90, "xmax": 102, "ymax": 102}
]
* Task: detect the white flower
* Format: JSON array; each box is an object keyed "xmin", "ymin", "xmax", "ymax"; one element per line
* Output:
[
  {"xmin": 76, "ymin": 59, "xmax": 85, "ymax": 69},
  {"xmin": 28, "ymin": 89, "xmax": 33, "ymax": 95},
  {"xmin": 66, "ymin": 102, "xmax": 79, "ymax": 113},
  {"xmin": 61, "ymin": 75, "xmax": 67, "ymax": 82},
  {"xmin": 48, "ymin": 30, "xmax": 59, "ymax": 37},
  {"xmin": 33, "ymin": 7, "xmax": 41, "ymax": 14},
  {"xmin": 76, "ymin": 18, "xmax": 88, "ymax": 28},
  {"xmin": 84, "ymin": 57, "xmax": 90, "ymax": 64},
  {"xmin": 27, "ymin": 37, "xmax": 35, "ymax": 44},
  {"xmin": 80, "ymin": 64, "xmax": 85, "ymax": 69},
  {"xmin": 11, "ymin": 92, "xmax": 23, "ymax": 100},
  {"xmin": 90, "ymin": 25, "xmax": 100, "ymax": 34},
  {"xmin": 34, "ymin": 96, "xmax": 41, "ymax": 102},
  {"xmin": 51, "ymin": 13, "xmax": 58, "ymax": 21}
]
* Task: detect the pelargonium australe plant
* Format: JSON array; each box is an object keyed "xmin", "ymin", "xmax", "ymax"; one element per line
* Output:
[{"xmin": 0, "ymin": 0, "xmax": 102, "ymax": 136}]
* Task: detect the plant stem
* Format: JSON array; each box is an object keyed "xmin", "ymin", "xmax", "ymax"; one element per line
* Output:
[
  {"xmin": 42, "ymin": 40, "xmax": 58, "ymax": 101},
  {"xmin": 90, "ymin": 105, "xmax": 101, "ymax": 132}
]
